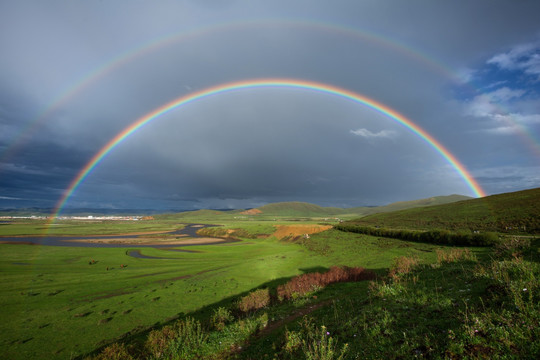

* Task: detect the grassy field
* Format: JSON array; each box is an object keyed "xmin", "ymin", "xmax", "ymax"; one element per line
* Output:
[
  {"xmin": 1, "ymin": 190, "xmax": 538, "ymax": 359},
  {"xmin": 0, "ymin": 236, "xmax": 315, "ymax": 359},
  {"xmin": 0, "ymin": 217, "xmax": 468, "ymax": 359},
  {"xmin": 0, "ymin": 219, "xmax": 180, "ymax": 236}
]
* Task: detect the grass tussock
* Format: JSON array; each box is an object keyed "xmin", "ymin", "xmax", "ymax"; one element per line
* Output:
[
  {"xmin": 211, "ymin": 307, "xmax": 234, "ymax": 331},
  {"xmin": 388, "ymin": 256, "xmax": 419, "ymax": 281},
  {"xmin": 436, "ymin": 247, "xmax": 476, "ymax": 263},
  {"xmin": 282, "ymin": 317, "xmax": 349, "ymax": 360},
  {"xmin": 237, "ymin": 288, "xmax": 271, "ymax": 313},
  {"xmin": 91, "ymin": 342, "xmax": 133, "ymax": 360}
]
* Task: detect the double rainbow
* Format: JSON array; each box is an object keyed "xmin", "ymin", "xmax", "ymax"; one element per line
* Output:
[{"xmin": 52, "ymin": 78, "xmax": 486, "ymax": 219}]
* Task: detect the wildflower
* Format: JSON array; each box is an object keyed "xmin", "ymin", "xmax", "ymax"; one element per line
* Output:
[
  {"xmin": 326, "ymin": 331, "xmax": 330, "ymax": 335},
  {"xmin": 523, "ymin": 288, "xmax": 527, "ymax": 291}
]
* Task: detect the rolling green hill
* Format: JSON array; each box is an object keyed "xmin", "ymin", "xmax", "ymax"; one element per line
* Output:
[
  {"xmin": 343, "ymin": 187, "xmax": 540, "ymax": 234},
  {"xmin": 347, "ymin": 194, "xmax": 472, "ymax": 216},
  {"xmin": 254, "ymin": 201, "xmax": 345, "ymax": 217},
  {"xmin": 154, "ymin": 195, "xmax": 474, "ymax": 220}
]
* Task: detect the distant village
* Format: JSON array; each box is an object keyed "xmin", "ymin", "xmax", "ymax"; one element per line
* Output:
[{"xmin": 0, "ymin": 215, "xmax": 146, "ymax": 221}]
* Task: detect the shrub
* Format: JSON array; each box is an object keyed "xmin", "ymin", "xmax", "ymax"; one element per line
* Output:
[
  {"xmin": 436, "ymin": 248, "xmax": 476, "ymax": 263},
  {"xmin": 146, "ymin": 325, "xmax": 176, "ymax": 358},
  {"xmin": 143, "ymin": 317, "xmax": 207, "ymax": 359},
  {"xmin": 92, "ymin": 342, "xmax": 133, "ymax": 360},
  {"xmin": 211, "ymin": 307, "xmax": 233, "ymax": 331},
  {"xmin": 388, "ymin": 256, "xmax": 418, "ymax": 280},
  {"xmin": 175, "ymin": 317, "xmax": 207, "ymax": 350},
  {"xmin": 282, "ymin": 317, "xmax": 348, "ymax": 360},
  {"xmin": 277, "ymin": 266, "xmax": 375, "ymax": 301},
  {"xmin": 238, "ymin": 288, "xmax": 271, "ymax": 312},
  {"xmin": 283, "ymin": 329, "xmax": 303, "ymax": 354}
]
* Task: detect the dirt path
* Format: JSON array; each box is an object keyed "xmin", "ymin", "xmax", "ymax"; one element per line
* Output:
[{"xmin": 257, "ymin": 299, "xmax": 334, "ymax": 338}]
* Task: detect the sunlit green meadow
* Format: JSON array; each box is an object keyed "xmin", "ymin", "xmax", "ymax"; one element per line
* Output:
[{"xmin": 0, "ymin": 218, "xmax": 465, "ymax": 359}]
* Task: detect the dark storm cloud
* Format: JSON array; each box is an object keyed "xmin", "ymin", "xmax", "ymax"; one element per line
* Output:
[{"xmin": 1, "ymin": 0, "xmax": 539, "ymax": 210}]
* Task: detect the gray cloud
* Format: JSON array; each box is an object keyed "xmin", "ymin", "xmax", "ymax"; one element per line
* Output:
[{"xmin": 1, "ymin": 0, "xmax": 539, "ymax": 210}]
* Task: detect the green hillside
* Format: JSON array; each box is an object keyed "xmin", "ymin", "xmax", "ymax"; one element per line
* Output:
[
  {"xmin": 343, "ymin": 187, "xmax": 540, "ymax": 234},
  {"xmin": 153, "ymin": 195, "xmax": 473, "ymax": 221},
  {"xmin": 348, "ymin": 194, "xmax": 472, "ymax": 216},
  {"xmin": 254, "ymin": 202, "xmax": 345, "ymax": 217}
]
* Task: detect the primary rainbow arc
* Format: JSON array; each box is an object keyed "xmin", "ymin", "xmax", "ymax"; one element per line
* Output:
[{"xmin": 52, "ymin": 78, "xmax": 486, "ymax": 219}]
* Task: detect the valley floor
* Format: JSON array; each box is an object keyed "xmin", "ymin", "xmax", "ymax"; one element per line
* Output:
[{"xmin": 0, "ymin": 218, "xmax": 538, "ymax": 359}]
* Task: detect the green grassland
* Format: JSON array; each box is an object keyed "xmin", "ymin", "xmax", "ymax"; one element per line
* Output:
[
  {"xmin": 0, "ymin": 236, "xmax": 314, "ymax": 359},
  {"xmin": 344, "ymin": 187, "xmax": 540, "ymax": 234},
  {"xmin": 0, "ymin": 218, "xmax": 466, "ymax": 359},
  {"xmin": 0, "ymin": 219, "xmax": 180, "ymax": 236},
  {"xmin": 0, "ymin": 189, "xmax": 538, "ymax": 359}
]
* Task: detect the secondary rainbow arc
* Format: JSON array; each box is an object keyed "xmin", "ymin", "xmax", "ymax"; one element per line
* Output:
[
  {"xmin": 5, "ymin": 19, "xmax": 538, "ymax": 167},
  {"xmin": 52, "ymin": 78, "xmax": 486, "ymax": 219}
]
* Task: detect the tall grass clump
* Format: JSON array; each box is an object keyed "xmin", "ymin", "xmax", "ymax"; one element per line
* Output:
[
  {"xmin": 494, "ymin": 236, "xmax": 531, "ymax": 259},
  {"xmin": 282, "ymin": 317, "xmax": 348, "ymax": 360},
  {"xmin": 91, "ymin": 342, "xmax": 133, "ymax": 360},
  {"xmin": 144, "ymin": 317, "xmax": 208, "ymax": 359},
  {"xmin": 238, "ymin": 288, "xmax": 271, "ymax": 312},
  {"xmin": 211, "ymin": 307, "xmax": 234, "ymax": 331},
  {"xmin": 388, "ymin": 256, "xmax": 418, "ymax": 281},
  {"xmin": 436, "ymin": 247, "xmax": 476, "ymax": 264}
]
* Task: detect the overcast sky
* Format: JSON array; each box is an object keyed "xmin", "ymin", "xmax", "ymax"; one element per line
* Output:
[{"xmin": 1, "ymin": 0, "xmax": 539, "ymax": 211}]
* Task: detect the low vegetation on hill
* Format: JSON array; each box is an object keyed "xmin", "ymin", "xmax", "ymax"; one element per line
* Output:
[
  {"xmin": 150, "ymin": 195, "xmax": 472, "ymax": 221},
  {"xmin": 2, "ymin": 188, "xmax": 538, "ymax": 359},
  {"xmin": 89, "ymin": 237, "xmax": 540, "ymax": 359},
  {"xmin": 342, "ymin": 188, "xmax": 540, "ymax": 234}
]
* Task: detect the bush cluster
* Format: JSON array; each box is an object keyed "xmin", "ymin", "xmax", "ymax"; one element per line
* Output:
[
  {"xmin": 237, "ymin": 288, "xmax": 271, "ymax": 312},
  {"xmin": 388, "ymin": 256, "xmax": 419, "ymax": 281},
  {"xmin": 211, "ymin": 307, "xmax": 234, "ymax": 331},
  {"xmin": 145, "ymin": 317, "xmax": 207, "ymax": 359},
  {"xmin": 436, "ymin": 247, "xmax": 476, "ymax": 263},
  {"xmin": 283, "ymin": 317, "xmax": 348, "ymax": 360},
  {"xmin": 335, "ymin": 224, "xmax": 499, "ymax": 246},
  {"xmin": 277, "ymin": 266, "xmax": 375, "ymax": 301}
]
